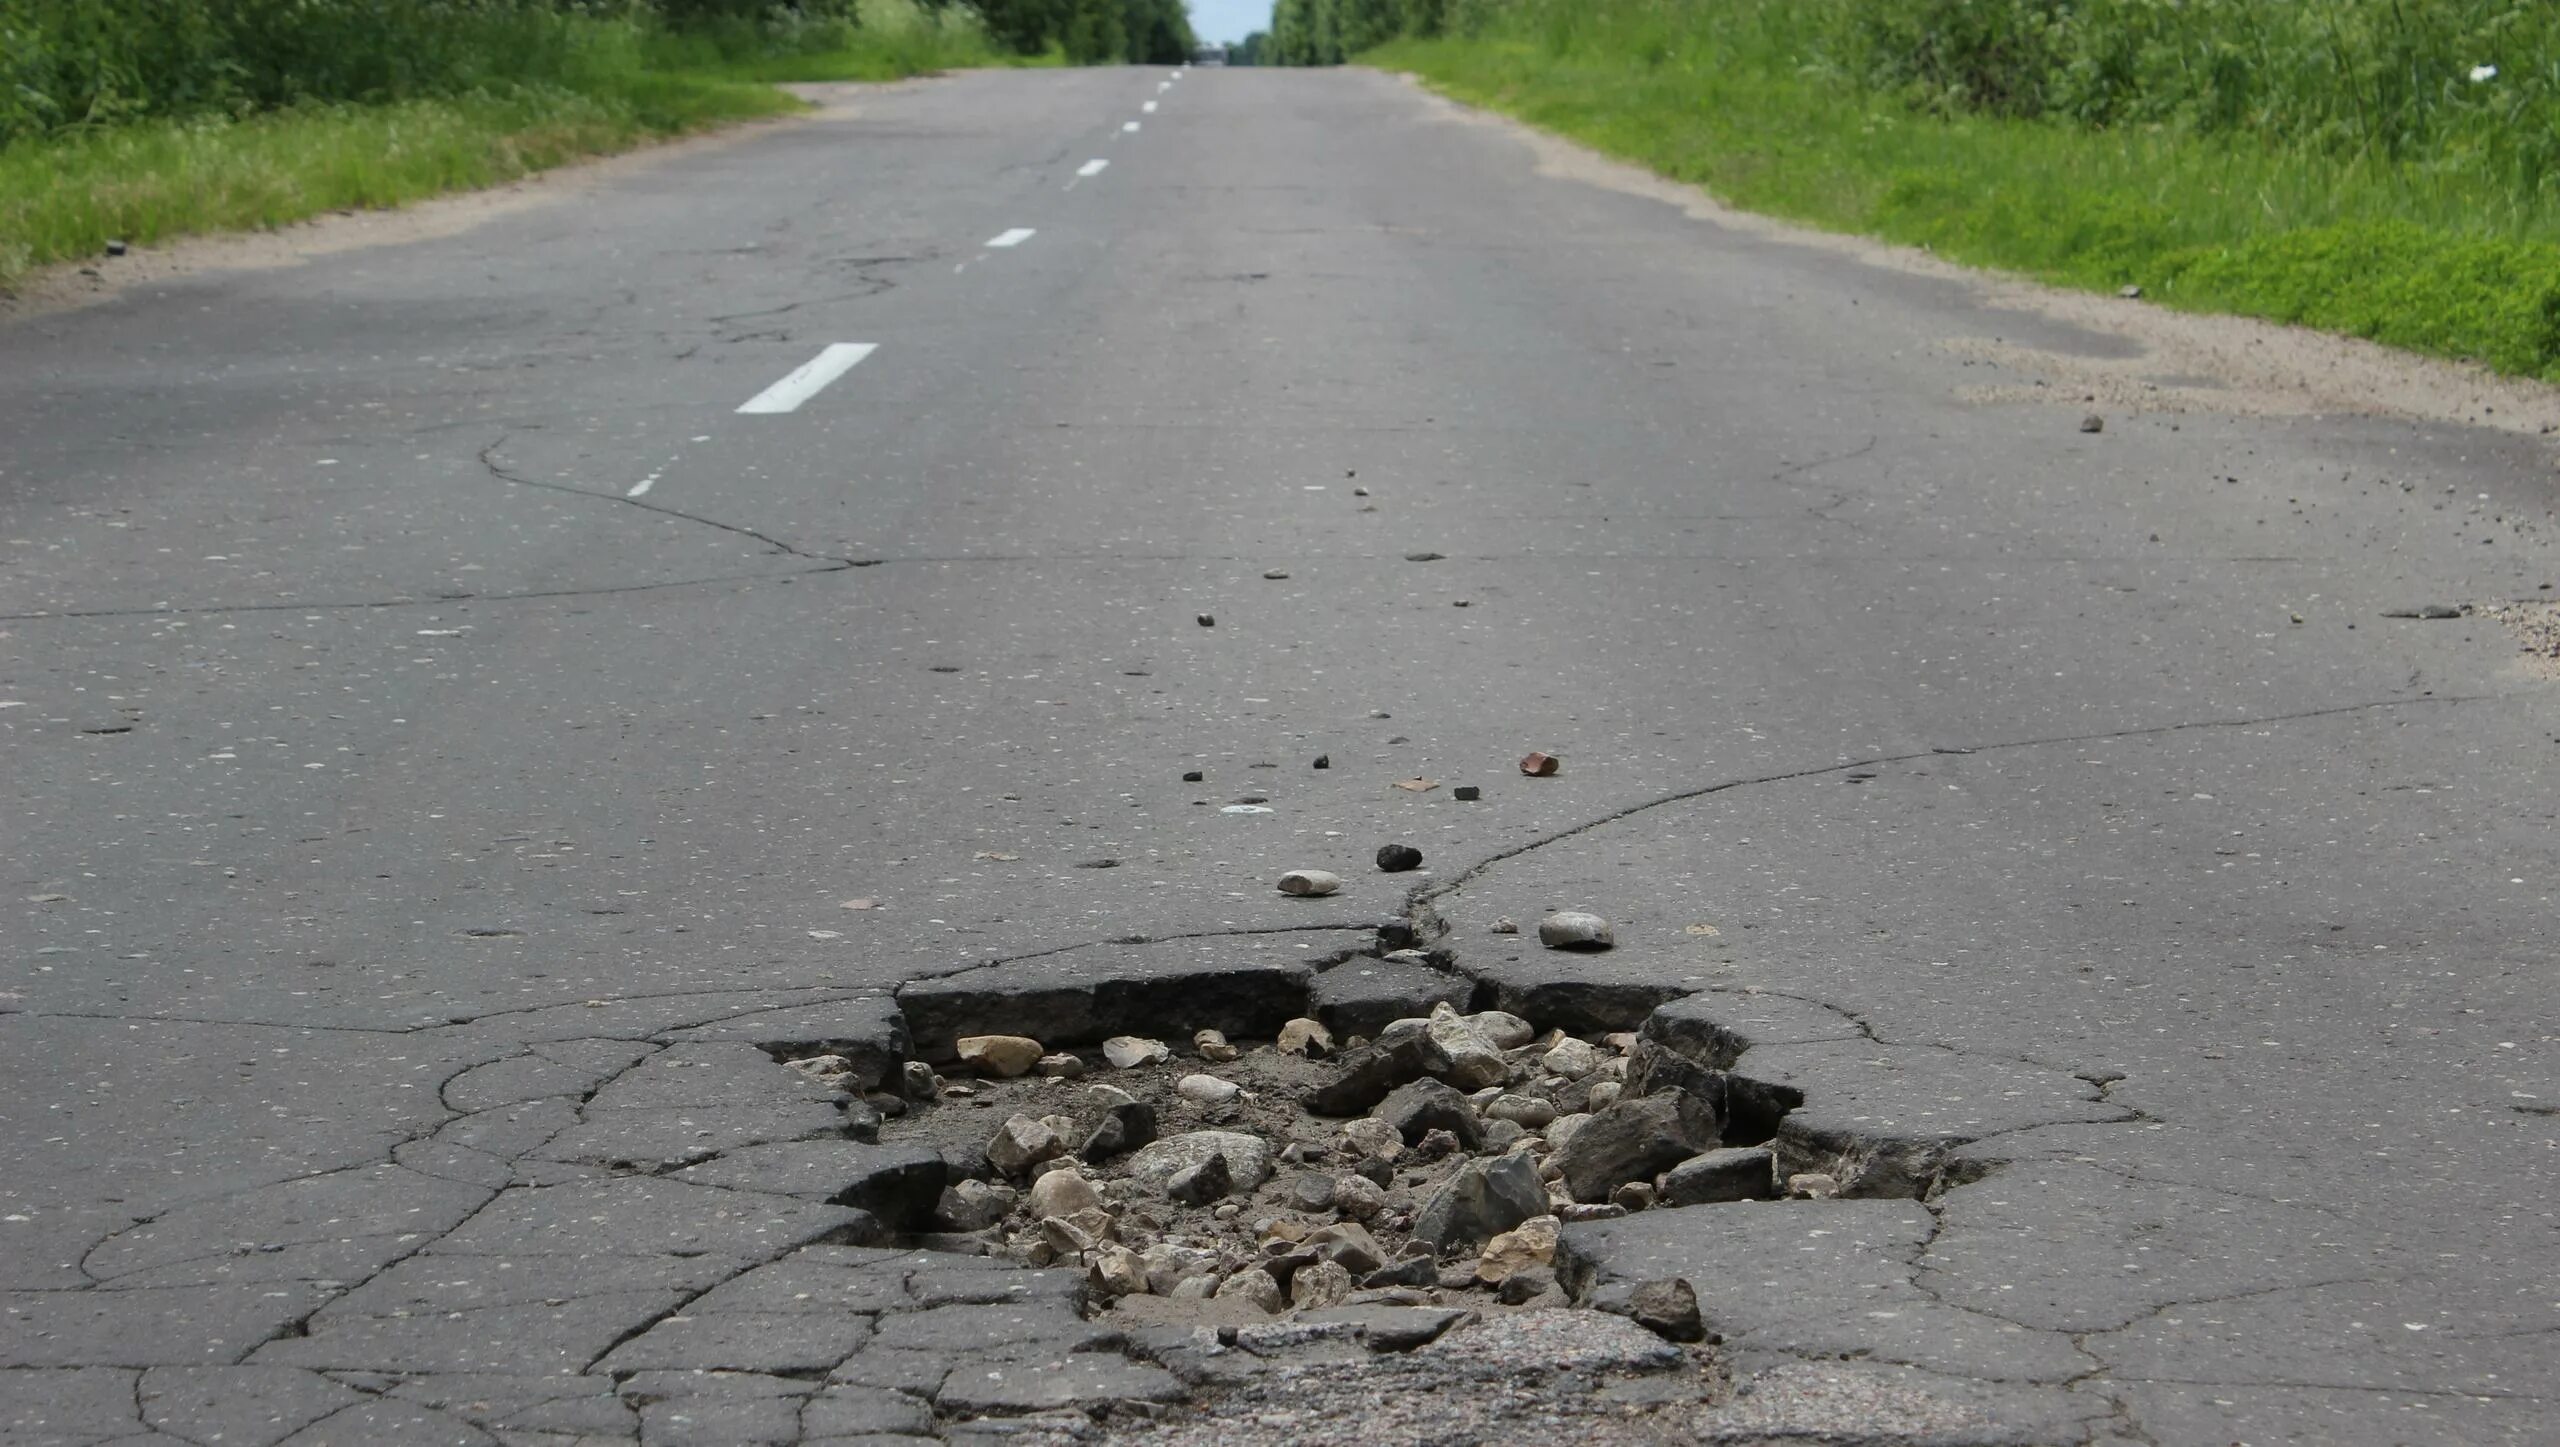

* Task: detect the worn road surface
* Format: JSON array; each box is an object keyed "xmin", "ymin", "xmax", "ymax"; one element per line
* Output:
[{"xmin": 4, "ymin": 65, "xmax": 2556, "ymax": 1446}]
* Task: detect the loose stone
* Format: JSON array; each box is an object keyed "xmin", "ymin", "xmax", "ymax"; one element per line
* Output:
[
  {"xmin": 2081, "ymin": 414, "xmax": 2105, "ymax": 433},
  {"xmin": 1410, "ymin": 1151, "xmax": 1546, "ymax": 1251},
  {"xmin": 1292, "ymin": 1173, "xmax": 1337, "ymax": 1211},
  {"xmin": 1216, "ymin": 1267, "xmax": 1285, "ymax": 1313},
  {"xmin": 1610, "ymin": 1181, "xmax": 1656, "ymax": 1212},
  {"xmin": 1037, "ymin": 1052, "xmax": 1087, "ymax": 1079},
  {"xmin": 1477, "ymin": 1214, "xmax": 1561, "ymax": 1283},
  {"xmin": 1176, "ymin": 1073, "xmax": 1242, "ymax": 1105},
  {"xmin": 1080, "ymin": 1100, "xmax": 1157, "ymax": 1162},
  {"xmin": 1290, "ymin": 1260, "xmax": 1355, "ymax": 1309},
  {"xmin": 1183, "ymin": 770, "xmax": 1205, "ymax": 782},
  {"xmin": 1518, "ymin": 751, "xmax": 1561, "ymax": 776},
  {"xmin": 1481, "ymin": 1119, "xmax": 1526, "ymax": 1151},
  {"xmin": 1468, "ymin": 1011, "xmax": 1536, "ymax": 1049},
  {"xmin": 1103, "ymin": 1036, "xmax": 1172, "ymax": 1069},
  {"xmin": 1659, "ymin": 1146, "xmax": 1778, "ymax": 1205},
  {"xmin": 987, "ymin": 1115, "xmax": 1066, "ymax": 1176},
  {"xmin": 1333, "ymin": 1173, "xmax": 1387, "ymax": 1220},
  {"xmin": 1026, "ymin": 1169, "xmax": 1104, "ymax": 1219},
  {"xmin": 1788, "ymin": 1171, "xmax": 1842, "ymax": 1199},
  {"xmin": 1424, "ymin": 1003, "xmax": 1510, "ymax": 1089},
  {"xmin": 1453, "ymin": 785, "xmax": 1481, "ymax": 801},
  {"xmin": 937, "ymin": 1179, "xmax": 1017, "ymax": 1231},
  {"xmin": 955, "ymin": 1035, "xmax": 1045, "ymax": 1078},
  {"xmin": 1277, "ymin": 1017, "xmax": 1335, "ymax": 1058},
  {"xmin": 1585, "ymin": 1080, "xmax": 1623, "ymax": 1111},
  {"xmin": 1193, "ymin": 1029, "xmax": 1240, "ymax": 1063},
  {"xmin": 1339, "ymin": 1117, "xmax": 1404, "ymax": 1161},
  {"xmin": 1541, "ymin": 1037, "xmax": 1603, "ymax": 1078},
  {"xmin": 1375, "ymin": 844, "xmax": 1423, "ymax": 872},
  {"xmin": 1485, "ymin": 1094, "xmax": 1556, "ymax": 1128},
  {"xmin": 1130, "ymin": 1130, "xmax": 1274, "ymax": 1193},
  {"xmin": 1373, "ymin": 1078, "xmax": 1483, "ymax": 1148},
  {"xmin": 1091, "ymin": 1245, "xmax": 1148, "ymax": 1297},
  {"xmin": 1537, "ymin": 911, "xmax": 1615, "ymax": 950},
  {"xmin": 1166, "ymin": 1153, "xmax": 1235, "ymax": 1205},
  {"xmin": 785, "ymin": 1054, "xmax": 853, "ymax": 1083},
  {"xmin": 900, "ymin": 1060, "xmax": 941, "ymax": 1098},
  {"xmin": 1556, "ymin": 1093, "xmax": 1715, "ymax": 1202},
  {"xmin": 1497, "ymin": 1265, "xmax": 1560, "ymax": 1306},
  {"xmin": 1594, "ymin": 1277, "xmax": 1706, "ymax": 1343},
  {"xmin": 1277, "ymin": 868, "xmax": 1343, "ymax": 897}
]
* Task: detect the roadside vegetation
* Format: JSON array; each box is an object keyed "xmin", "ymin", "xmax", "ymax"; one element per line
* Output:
[
  {"xmin": 1240, "ymin": 0, "xmax": 2560, "ymax": 382},
  {"xmin": 0, "ymin": 0, "xmax": 1189, "ymax": 292}
]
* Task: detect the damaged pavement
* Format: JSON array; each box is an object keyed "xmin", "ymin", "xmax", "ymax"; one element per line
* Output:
[{"xmin": 6, "ymin": 64, "xmax": 2559, "ymax": 1447}]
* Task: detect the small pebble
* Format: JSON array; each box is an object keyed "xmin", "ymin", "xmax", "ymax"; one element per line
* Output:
[
  {"xmin": 1182, "ymin": 769, "xmax": 1204, "ymax": 782},
  {"xmin": 1404, "ymin": 550, "xmax": 1445, "ymax": 562},
  {"xmin": 1278, "ymin": 868, "xmax": 1343, "ymax": 897},
  {"xmin": 2080, "ymin": 414, "xmax": 2105, "ymax": 433},
  {"xmin": 1375, "ymin": 843, "xmax": 1423, "ymax": 872},
  {"xmin": 1263, "ymin": 569, "xmax": 1290, "ymax": 579},
  {"xmin": 1193, "ymin": 1029, "xmax": 1240, "ymax": 1063},
  {"xmin": 1197, "ymin": 614, "xmax": 1215, "ymax": 627},
  {"xmin": 1489, "ymin": 916, "xmax": 1518, "ymax": 934},
  {"xmin": 1177, "ymin": 1073, "xmax": 1243, "ymax": 1105},
  {"xmin": 1519, "ymin": 751, "xmax": 1561, "ymax": 776},
  {"xmin": 1313, "ymin": 754, "xmax": 1330, "ymax": 769},
  {"xmin": 1453, "ymin": 785, "xmax": 1480, "ymax": 800}
]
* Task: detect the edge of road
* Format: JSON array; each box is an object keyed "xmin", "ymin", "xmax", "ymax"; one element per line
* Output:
[
  {"xmin": 0, "ymin": 78, "xmax": 919, "ymax": 328},
  {"xmin": 1379, "ymin": 70, "xmax": 2560, "ymax": 455}
]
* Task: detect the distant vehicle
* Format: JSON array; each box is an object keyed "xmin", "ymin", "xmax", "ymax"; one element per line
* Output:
[{"xmin": 1191, "ymin": 44, "xmax": 1229, "ymax": 65}]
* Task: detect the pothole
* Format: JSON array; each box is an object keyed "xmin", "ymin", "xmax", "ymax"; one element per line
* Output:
[{"xmin": 777, "ymin": 967, "xmax": 1865, "ymax": 1345}]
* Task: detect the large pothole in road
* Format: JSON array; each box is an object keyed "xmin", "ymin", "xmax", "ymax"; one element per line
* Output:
[{"xmin": 801, "ymin": 982, "xmax": 1843, "ymax": 1340}]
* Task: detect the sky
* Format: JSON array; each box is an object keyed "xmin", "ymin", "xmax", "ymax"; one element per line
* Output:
[{"xmin": 1190, "ymin": 0, "xmax": 1274, "ymax": 44}]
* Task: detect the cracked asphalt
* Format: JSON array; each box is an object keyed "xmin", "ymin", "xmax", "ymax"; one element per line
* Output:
[{"xmin": 4, "ymin": 62, "xmax": 2557, "ymax": 1446}]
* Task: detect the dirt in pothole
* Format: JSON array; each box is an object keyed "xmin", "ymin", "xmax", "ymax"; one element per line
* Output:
[{"xmin": 858, "ymin": 1005, "xmax": 1785, "ymax": 1337}]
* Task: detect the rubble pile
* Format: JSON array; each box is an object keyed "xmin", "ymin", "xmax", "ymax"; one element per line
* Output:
[{"xmin": 849, "ymin": 1001, "xmax": 1792, "ymax": 1334}]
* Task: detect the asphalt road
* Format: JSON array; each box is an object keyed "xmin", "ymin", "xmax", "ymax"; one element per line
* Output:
[{"xmin": 3, "ymin": 64, "xmax": 2555, "ymax": 1446}]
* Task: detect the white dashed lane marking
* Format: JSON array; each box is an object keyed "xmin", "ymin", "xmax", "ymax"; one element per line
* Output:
[
  {"xmin": 736, "ymin": 343, "xmax": 877, "ymax": 415},
  {"xmin": 1077, "ymin": 159, "xmax": 1109, "ymax": 177},
  {"xmin": 986, "ymin": 228, "xmax": 1036, "ymax": 248}
]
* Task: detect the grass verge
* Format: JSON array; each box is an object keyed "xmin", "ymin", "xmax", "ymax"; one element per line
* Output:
[
  {"xmin": 1367, "ymin": 30, "xmax": 2560, "ymax": 381},
  {"xmin": 0, "ymin": 0, "xmax": 1018, "ymax": 293}
]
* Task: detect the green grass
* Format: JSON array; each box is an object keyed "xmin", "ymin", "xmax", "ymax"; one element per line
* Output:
[
  {"xmin": 0, "ymin": 0, "xmax": 1016, "ymax": 293},
  {"xmin": 1370, "ymin": 2, "xmax": 2560, "ymax": 380}
]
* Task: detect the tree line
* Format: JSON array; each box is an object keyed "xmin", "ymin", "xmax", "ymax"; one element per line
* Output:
[{"xmin": 1230, "ymin": 0, "xmax": 1447, "ymax": 66}]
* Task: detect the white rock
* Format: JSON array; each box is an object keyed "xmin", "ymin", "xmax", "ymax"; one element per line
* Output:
[
  {"xmin": 1331, "ymin": 1173, "xmax": 1386, "ymax": 1220},
  {"xmin": 986, "ymin": 1115, "xmax": 1064, "ymax": 1175},
  {"xmin": 1090, "ymin": 1244, "xmax": 1148, "ymax": 1296},
  {"xmin": 1276, "ymin": 1017, "xmax": 1334, "ymax": 1057},
  {"xmin": 1427, "ymin": 1002, "xmax": 1510, "ymax": 1089},
  {"xmin": 1541, "ymin": 1038, "xmax": 1604, "ymax": 1079},
  {"xmin": 1467, "ymin": 1010, "xmax": 1536, "ymax": 1049},
  {"xmin": 1193, "ymin": 1029, "xmax": 1240, "ymax": 1063},
  {"xmin": 1177, "ymin": 1073, "xmax": 1243, "ymax": 1105},
  {"xmin": 1215, "ymin": 1267, "xmax": 1284, "ymax": 1313},
  {"xmin": 1277, "ymin": 869, "xmax": 1342, "ymax": 897},
  {"xmin": 1141, "ymin": 1242, "xmax": 1221, "ymax": 1295},
  {"xmin": 1486, "ymin": 1094, "xmax": 1556, "ymax": 1128},
  {"xmin": 1085, "ymin": 1083, "xmax": 1138, "ymax": 1108},
  {"xmin": 1537, "ymin": 911, "xmax": 1615, "ymax": 950},
  {"xmin": 1478, "ymin": 1214, "xmax": 1561, "ymax": 1283},
  {"xmin": 956, "ymin": 1035, "xmax": 1045, "ymax": 1077},
  {"xmin": 1585, "ymin": 1080, "xmax": 1623, "ymax": 1111},
  {"xmin": 1026, "ymin": 1169, "xmax": 1103, "ymax": 1219},
  {"xmin": 1339, "ymin": 1117, "xmax": 1404, "ymax": 1161},
  {"xmin": 1289, "ymin": 1260, "xmax": 1354, "ymax": 1310},
  {"xmin": 1129, "ymin": 1130, "xmax": 1274, "ymax": 1193},
  {"xmin": 1102, "ymin": 1035, "xmax": 1172, "ymax": 1069}
]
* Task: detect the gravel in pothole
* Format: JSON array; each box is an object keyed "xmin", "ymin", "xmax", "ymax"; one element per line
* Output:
[{"xmin": 859, "ymin": 1003, "xmax": 1774, "ymax": 1336}]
